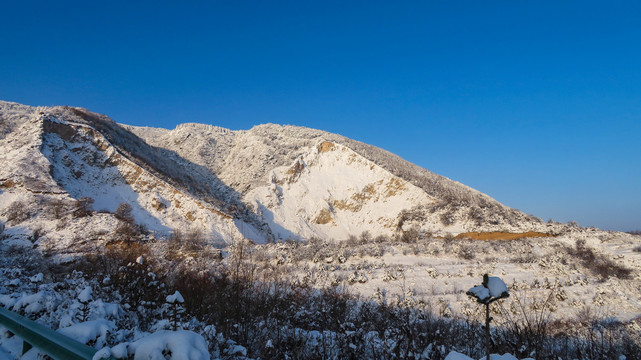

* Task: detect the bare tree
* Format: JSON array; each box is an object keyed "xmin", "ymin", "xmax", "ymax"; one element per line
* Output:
[
  {"xmin": 115, "ymin": 202, "xmax": 134, "ymax": 223},
  {"xmin": 359, "ymin": 230, "xmax": 371, "ymax": 243},
  {"xmin": 73, "ymin": 197, "xmax": 94, "ymax": 217},
  {"xmin": 49, "ymin": 198, "xmax": 69, "ymax": 219}
]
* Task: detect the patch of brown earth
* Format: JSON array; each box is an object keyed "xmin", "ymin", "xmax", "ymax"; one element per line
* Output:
[
  {"xmin": 185, "ymin": 211, "xmax": 196, "ymax": 222},
  {"xmin": 332, "ymin": 181, "xmax": 383, "ymax": 212},
  {"xmin": 151, "ymin": 198, "xmax": 166, "ymax": 211},
  {"xmin": 384, "ymin": 178, "xmax": 407, "ymax": 197},
  {"xmin": 455, "ymin": 231, "xmax": 556, "ymax": 241},
  {"xmin": 332, "ymin": 199, "xmax": 360, "ymax": 212},
  {"xmin": 286, "ymin": 160, "xmax": 305, "ymax": 183},
  {"xmin": 122, "ymin": 166, "xmax": 143, "ymax": 185},
  {"xmin": 314, "ymin": 208, "xmax": 333, "ymax": 224},
  {"xmin": 0, "ymin": 179, "xmax": 15, "ymax": 188}
]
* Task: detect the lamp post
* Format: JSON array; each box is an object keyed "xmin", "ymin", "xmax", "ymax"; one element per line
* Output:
[{"xmin": 466, "ymin": 274, "xmax": 509, "ymax": 360}]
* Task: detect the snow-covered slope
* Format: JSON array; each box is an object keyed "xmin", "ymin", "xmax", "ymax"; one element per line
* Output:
[
  {"xmin": 129, "ymin": 123, "xmax": 547, "ymax": 240},
  {"xmin": 0, "ymin": 102, "xmax": 256, "ymax": 251},
  {"xmin": 40, "ymin": 115, "xmax": 242, "ymax": 240},
  {"xmin": 244, "ymin": 141, "xmax": 437, "ymax": 240},
  {"xmin": 1, "ymin": 100, "xmax": 547, "ymax": 247}
]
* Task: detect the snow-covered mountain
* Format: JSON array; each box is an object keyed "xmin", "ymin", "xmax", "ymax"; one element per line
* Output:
[
  {"xmin": 0, "ymin": 100, "xmax": 547, "ymax": 248},
  {"xmin": 2, "ymin": 101, "xmax": 640, "ymax": 359}
]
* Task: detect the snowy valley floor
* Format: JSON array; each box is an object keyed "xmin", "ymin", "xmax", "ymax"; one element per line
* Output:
[{"xmin": 0, "ymin": 228, "xmax": 640, "ymax": 359}]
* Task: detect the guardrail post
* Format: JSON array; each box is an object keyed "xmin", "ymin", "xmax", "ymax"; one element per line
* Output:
[{"xmin": 22, "ymin": 340, "xmax": 32, "ymax": 354}]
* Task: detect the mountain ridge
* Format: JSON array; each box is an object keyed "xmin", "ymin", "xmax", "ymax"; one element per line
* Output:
[{"xmin": 1, "ymin": 100, "xmax": 549, "ymax": 248}]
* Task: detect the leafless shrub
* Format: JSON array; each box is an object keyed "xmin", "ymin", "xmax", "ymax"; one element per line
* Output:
[
  {"xmin": 467, "ymin": 206, "xmax": 484, "ymax": 225},
  {"xmin": 458, "ymin": 244, "xmax": 476, "ymax": 260},
  {"xmin": 167, "ymin": 228, "xmax": 209, "ymax": 260},
  {"xmin": 21, "ymin": 232, "xmax": 640, "ymax": 360},
  {"xmin": 290, "ymin": 239, "xmax": 319, "ymax": 263},
  {"xmin": 79, "ymin": 241, "xmax": 149, "ymax": 276},
  {"xmin": 526, "ymin": 214, "xmax": 543, "ymax": 223},
  {"xmin": 5, "ymin": 201, "xmax": 32, "ymax": 223},
  {"xmin": 542, "ymin": 306, "xmax": 641, "ymax": 360},
  {"xmin": 497, "ymin": 290, "xmax": 555, "ymax": 359},
  {"xmin": 353, "ymin": 242, "xmax": 375, "ymax": 258},
  {"xmin": 114, "ymin": 202, "xmax": 134, "ymax": 223},
  {"xmin": 345, "ymin": 234, "xmax": 359, "ymax": 247},
  {"xmin": 440, "ymin": 210, "xmax": 456, "ymax": 226},
  {"xmin": 511, "ymin": 251, "xmax": 537, "ymax": 264},
  {"xmin": 113, "ymin": 221, "xmax": 140, "ymax": 242},
  {"xmin": 30, "ymin": 226, "xmax": 45, "ymax": 243},
  {"xmin": 48, "ymin": 198, "xmax": 70, "ymax": 219},
  {"xmin": 374, "ymin": 234, "xmax": 390, "ymax": 243},
  {"xmin": 73, "ymin": 197, "xmax": 94, "ymax": 217},
  {"xmin": 443, "ymin": 233, "xmax": 456, "ymax": 243},
  {"xmin": 75, "ymin": 244, "xmax": 163, "ymax": 331},
  {"xmin": 182, "ymin": 228, "xmax": 207, "ymax": 251},
  {"xmin": 400, "ymin": 226, "xmax": 420, "ymax": 243},
  {"xmin": 165, "ymin": 262, "xmax": 636, "ymax": 359}
]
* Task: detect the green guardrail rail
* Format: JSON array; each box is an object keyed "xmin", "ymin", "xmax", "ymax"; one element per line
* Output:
[{"xmin": 0, "ymin": 306, "xmax": 114, "ymax": 360}]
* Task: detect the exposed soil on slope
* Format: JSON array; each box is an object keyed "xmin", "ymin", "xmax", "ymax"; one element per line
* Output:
[{"xmin": 455, "ymin": 231, "xmax": 556, "ymax": 240}]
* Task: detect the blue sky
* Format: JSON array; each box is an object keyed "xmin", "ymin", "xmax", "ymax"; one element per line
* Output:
[{"xmin": 1, "ymin": 1, "xmax": 640, "ymax": 230}]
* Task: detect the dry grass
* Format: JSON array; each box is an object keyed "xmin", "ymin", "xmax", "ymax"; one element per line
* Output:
[
  {"xmin": 456, "ymin": 231, "xmax": 556, "ymax": 241},
  {"xmin": 314, "ymin": 208, "xmax": 333, "ymax": 224},
  {"xmin": 105, "ymin": 239, "xmax": 147, "ymax": 253}
]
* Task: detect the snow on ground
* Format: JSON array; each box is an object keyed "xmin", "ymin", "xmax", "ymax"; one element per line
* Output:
[
  {"xmin": 0, "ymin": 228, "xmax": 639, "ymax": 359},
  {"xmin": 95, "ymin": 330, "xmax": 210, "ymax": 360},
  {"xmin": 444, "ymin": 352, "xmax": 535, "ymax": 360},
  {"xmin": 58, "ymin": 319, "xmax": 114, "ymax": 348},
  {"xmin": 257, "ymin": 231, "xmax": 641, "ymax": 323}
]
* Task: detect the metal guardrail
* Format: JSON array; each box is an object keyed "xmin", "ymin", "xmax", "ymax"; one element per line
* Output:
[{"xmin": 0, "ymin": 306, "xmax": 114, "ymax": 360}]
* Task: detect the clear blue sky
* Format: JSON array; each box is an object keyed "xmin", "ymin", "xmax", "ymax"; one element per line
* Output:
[{"xmin": 1, "ymin": 1, "xmax": 640, "ymax": 231}]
